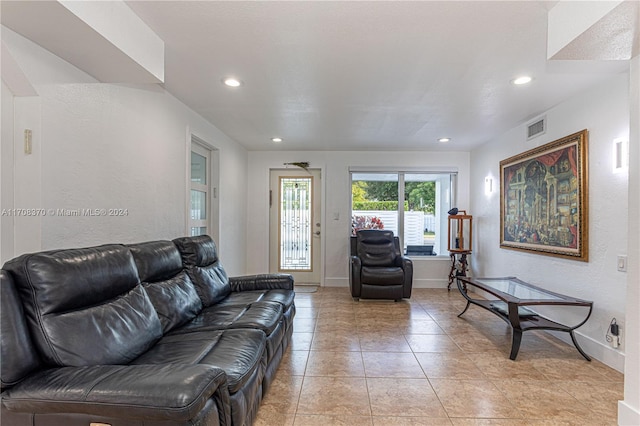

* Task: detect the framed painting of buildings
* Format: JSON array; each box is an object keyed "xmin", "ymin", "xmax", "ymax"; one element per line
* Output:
[{"xmin": 500, "ymin": 130, "xmax": 588, "ymax": 261}]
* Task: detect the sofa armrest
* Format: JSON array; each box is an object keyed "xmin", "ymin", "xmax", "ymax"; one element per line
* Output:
[
  {"xmin": 396, "ymin": 255, "xmax": 413, "ymax": 269},
  {"xmin": 2, "ymin": 364, "xmax": 231, "ymax": 424},
  {"xmin": 400, "ymin": 256, "xmax": 413, "ymax": 298},
  {"xmin": 349, "ymin": 256, "xmax": 362, "ymax": 298},
  {"xmin": 229, "ymin": 274, "xmax": 294, "ymax": 292}
]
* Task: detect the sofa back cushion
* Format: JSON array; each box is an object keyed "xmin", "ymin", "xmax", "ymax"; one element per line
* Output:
[
  {"xmin": 3, "ymin": 245, "xmax": 163, "ymax": 367},
  {"xmin": 129, "ymin": 241, "xmax": 203, "ymax": 333},
  {"xmin": 356, "ymin": 230, "xmax": 398, "ymax": 267},
  {"xmin": 1, "ymin": 270, "xmax": 41, "ymax": 391},
  {"xmin": 173, "ymin": 235, "xmax": 231, "ymax": 307}
]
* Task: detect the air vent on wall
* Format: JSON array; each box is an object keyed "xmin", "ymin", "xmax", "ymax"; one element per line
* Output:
[{"xmin": 527, "ymin": 117, "xmax": 546, "ymax": 140}]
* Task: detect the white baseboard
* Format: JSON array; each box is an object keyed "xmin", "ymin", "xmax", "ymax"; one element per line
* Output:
[
  {"xmin": 547, "ymin": 330, "xmax": 625, "ymax": 373},
  {"xmin": 322, "ymin": 277, "xmax": 450, "ymax": 288},
  {"xmin": 618, "ymin": 400, "xmax": 640, "ymax": 425},
  {"xmin": 323, "ymin": 277, "xmax": 348, "ymax": 287},
  {"xmin": 412, "ymin": 278, "xmax": 449, "ymax": 288}
]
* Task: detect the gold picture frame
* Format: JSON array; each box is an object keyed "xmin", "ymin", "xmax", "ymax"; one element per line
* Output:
[{"xmin": 500, "ymin": 129, "xmax": 588, "ymax": 261}]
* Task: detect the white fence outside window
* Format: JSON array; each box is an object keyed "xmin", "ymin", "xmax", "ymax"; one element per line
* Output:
[{"xmin": 352, "ymin": 210, "xmax": 435, "ymax": 247}]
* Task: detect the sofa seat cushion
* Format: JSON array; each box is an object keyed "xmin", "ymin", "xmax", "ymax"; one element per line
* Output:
[
  {"xmin": 132, "ymin": 329, "xmax": 266, "ymax": 394},
  {"xmin": 1, "ymin": 364, "xmax": 227, "ymax": 422},
  {"xmin": 172, "ymin": 301, "xmax": 283, "ymax": 336},
  {"xmin": 173, "ymin": 302, "xmax": 286, "ymax": 364},
  {"xmin": 361, "ymin": 266, "xmax": 404, "ymax": 285},
  {"xmin": 215, "ymin": 290, "xmax": 295, "ymax": 311}
]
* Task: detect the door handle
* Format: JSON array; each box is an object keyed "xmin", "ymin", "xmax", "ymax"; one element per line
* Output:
[{"xmin": 314, "ymin": 231, "xmax": 321, "ymax": 236}]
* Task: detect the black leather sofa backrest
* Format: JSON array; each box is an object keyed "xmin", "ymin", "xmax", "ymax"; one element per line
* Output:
[
  {"xmin": 0, "ymin": 270, "xmax": 41, "ymax": 391},
  {"xmin": 129, "ymin": 241, "xmax": 203, "ymax": 333},
  {"xmin": 129, "ymin": 240, "xmax": 184, "ymax": 282},
  {"xmin": 355, "ymin": 230, "xmax": 400, "ymax": 267},
  {"xmin": 173, "ymin": 235, "xmax": 231, "ymax": 307},
  {"xmin": 173, "ymin": 235, "xmax": 219, "ymax": 267},
  {"xmin": 3, "ymin": 245, "xmax": 163, "ymax": 367}
]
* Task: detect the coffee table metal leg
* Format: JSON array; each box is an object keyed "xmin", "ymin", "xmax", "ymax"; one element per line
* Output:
[
  {"xmin": 458, "ymin": 300, "xmax": 470, "ymax": 317},
  {"xmin": 570, "ymin": 331, "xmax": 592, "ymax": 361},
  {"xmin": 509, "ymin": 329, "xmax": 523, "ymax": 360}
]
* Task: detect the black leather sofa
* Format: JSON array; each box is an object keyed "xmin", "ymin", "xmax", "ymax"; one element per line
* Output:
[{"xmin": 0, "ymin": 235, "xmax": 295, "ymax": 426}]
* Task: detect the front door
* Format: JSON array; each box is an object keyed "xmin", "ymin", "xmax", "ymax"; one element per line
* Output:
[{"xmin": 269, "ymin": 169, "xmax": 321, "ymax": 285}]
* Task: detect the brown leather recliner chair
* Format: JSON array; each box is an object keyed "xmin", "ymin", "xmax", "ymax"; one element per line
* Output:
[{"xmin": 349, "ymin": 230, "xmax": 413, "ymax": 301}]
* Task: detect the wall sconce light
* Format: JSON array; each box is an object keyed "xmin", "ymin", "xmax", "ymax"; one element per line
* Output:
[
  {"xmin": 484, "ymin": 177, "xmax": 493, "ymax": 195},
  {"xmin": 613, "ymin": 138, "xmax": 629, "ymax": 172}
]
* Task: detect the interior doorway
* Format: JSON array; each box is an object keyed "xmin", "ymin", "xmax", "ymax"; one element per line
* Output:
[{"xmin": 269, "ymin": 168, "xmax": 321, "ymax": 285}]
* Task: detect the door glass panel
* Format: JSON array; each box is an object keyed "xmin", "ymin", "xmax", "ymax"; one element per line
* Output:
[
  {"xmin": 191, "ymin": 152, "xmax": 207, "ymax": 184},
  {"xmin": 190, "ymin": 141, "xmax": 214, "ymax": 238},
  {"xmin": 191, "ymin": 190, "xmax": 207, "ymax": 220},
  {"xmin": 191, "ymin": 227, "xmax": 207, "ymax": 236},
  {"xmin": 280, "ymin": 177, "xmax": 312, "ymax": 271}
]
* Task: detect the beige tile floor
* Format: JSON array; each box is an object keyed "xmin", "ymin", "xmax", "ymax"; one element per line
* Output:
[{"xmin": 255, "ymin": 287, "xmax": 624, "ymax": 426}]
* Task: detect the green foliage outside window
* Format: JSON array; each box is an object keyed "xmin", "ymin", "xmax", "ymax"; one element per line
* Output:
[
  {"xmin": 352, "ymin": 181, "xmax": 435, "ymax": 214},
  {"xmin": 352, "ymin": 201, "xmax": 408, "ymax": 211},
  {"xmin": 405, "ymin": 181, "xmax": 436, "ymax": 214}
]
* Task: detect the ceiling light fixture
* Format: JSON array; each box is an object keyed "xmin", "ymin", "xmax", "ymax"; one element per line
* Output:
[
  {"xmin": 512, "ymin": 76, "xmax": 532, "ymax": 85},
  {"xmin": 223, "ymin": 77, "xmax": 242, "ymax": 87},
  {"xmin": 438, "ymin": 138, "xmax": 451, "ymax": 143},
  {"xmin": 271, "ymin": 137, "xmax": 283, "ymax": 143}
]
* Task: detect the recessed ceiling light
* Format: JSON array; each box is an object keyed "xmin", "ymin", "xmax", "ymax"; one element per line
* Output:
[
  {"xmin": 271, "ymin": 137, "xmax": 283, "ymax": 143},
  {"xmin": 223, "ymin": 77, "xmax": 242, "ymax": 87},
  {"xmin": 438, "ymin": 138, "xmax": 451, "ymax": 143},
  {"xmin": 512, "ymin": 76, "xmax": 532, "ymax": 85}
]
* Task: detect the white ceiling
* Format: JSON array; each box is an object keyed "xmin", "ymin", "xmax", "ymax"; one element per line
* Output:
[{"xmin": 2, "ymin": 1, "xmax": 635, "ymax": 152}]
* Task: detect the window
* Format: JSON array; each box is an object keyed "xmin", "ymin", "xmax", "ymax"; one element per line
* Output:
[
  {"xmin": 190, "ymin": 146, "xmax": 209, "ymax": 236},
  {"xmin": 351, "ymin": 171, "xmax": 455, "ymax": 256},
  {"xmin": 189, "ymin": 139, "xmax": 219, "ymax": 240}
]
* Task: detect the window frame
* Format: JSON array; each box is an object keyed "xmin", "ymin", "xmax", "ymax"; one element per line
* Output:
[
  {"xmin": 350, "ymin": 167, "xmax": 457, "ymax": 258},
  {"xmin": 188, "ymin": 136, "xmax": 219, "ymax": 242}
]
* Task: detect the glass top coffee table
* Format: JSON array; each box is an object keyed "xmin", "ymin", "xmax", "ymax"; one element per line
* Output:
[{"xmin": 456, "ymin": 276, "xmax": 593, "ymax": 361}]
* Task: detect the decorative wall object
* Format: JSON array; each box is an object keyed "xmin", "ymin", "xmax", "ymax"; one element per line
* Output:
[
  {"xmin": 283, "ymin": 162, "xmax": 310, "ymax": 172},
  {"xmin": 447, "ymin": 209, "xmax": 473, "ymax": 253},
  {"xmin": 500, "ymin": 130, "xmax": 588, "ymax": 261}
]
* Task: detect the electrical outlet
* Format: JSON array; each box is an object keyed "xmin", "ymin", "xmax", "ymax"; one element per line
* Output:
[{"xmin": 617, "ymin": 255, "xmax": 627, "ymax": 272}]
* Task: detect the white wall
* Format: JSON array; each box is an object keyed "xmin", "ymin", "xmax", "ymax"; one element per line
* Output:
[
  {"xmin": 246, "ymin": 150, "xmax": 470, "ymax": 287},
  {"xmin": 1, "ymin": 27, "xmax": 248, "ymax": 275},
  {"xmin": 1, "ymin": 81, "xmax": 15, "ymax": 263},
  {"xmin": 470, "ymin": 73, "xmax": 631, "ymax": 372},
  {"xmin": 619, "ymin": 54, "xmax": 639, "ymax": 426}
]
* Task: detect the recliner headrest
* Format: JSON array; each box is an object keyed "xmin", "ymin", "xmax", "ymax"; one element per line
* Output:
[
  {"xmin": 356, "ymin": 229, "xmax": 395, "ymax": 244},
  {"xmin": 356, "ymin": 230, "xmax": 398, "ymax": 267}
]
